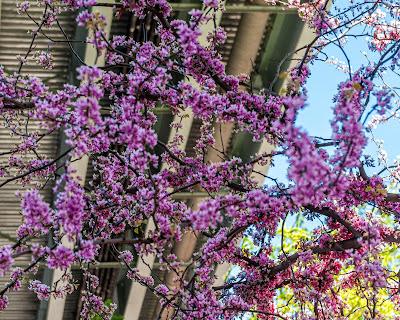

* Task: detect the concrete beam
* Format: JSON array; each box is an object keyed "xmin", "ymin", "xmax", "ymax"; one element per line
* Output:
[
  {"xmin": 42, "ymin": 3, "xmax": 114, "ymax": 320},
  {"xmin": 44, "ymin": 157, "xmax": 89, "ymax": 319},
  {"xmin": 145, "ymin": 0, "xmax": 273, "ymax": 311},
  {"xmin": 252, "ymin": 22, "xmax": 315, "ymax": 185},
  {"xmin": 208, "ymin": 0, "xmax": 271, "ymax": 163},
  {"xmin": 122, "ymin": 218, "xmax": 156, "ymax": 320},
  {"xmin": 123, "ymin": 4, "xmax": 225, "ymax": 320},
  {"xmin": 169, "ymin": 3, "xmax": 297, "ymax": 14},
  {"xmin": 212, "ymin": 8, "xmax": 318, "ymax": 291},
  {"xmin": 210, "ymin": 0, "xmax": 271, "ymax": 285},
  {"xmin": 96, "ymin": 2, "xmax": 297, "ymax": 14}
]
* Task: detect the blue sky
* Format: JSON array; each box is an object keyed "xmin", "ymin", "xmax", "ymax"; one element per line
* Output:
[{"xmin": 267, "ymin": 29, "xmax": 400, "ymax": 184}]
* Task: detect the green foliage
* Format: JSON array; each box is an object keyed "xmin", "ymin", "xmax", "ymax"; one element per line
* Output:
[
  {"xmin": 90, "ymin": 299, "xmax": 124, "ymax": 320},
  {"xmin": 271, "ymin": 208, "xmax": 400, "ymax": 319},
  {"xmin": 241, "ymin": 235, "xmax": 256, "ymax": 256}
]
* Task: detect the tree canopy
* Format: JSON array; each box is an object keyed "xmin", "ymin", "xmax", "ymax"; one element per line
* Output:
[{"xmin": 0, "ymin": 0, "xmax": 400, "ymax": 319}]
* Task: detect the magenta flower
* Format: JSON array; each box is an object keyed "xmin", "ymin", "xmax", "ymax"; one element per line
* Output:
[
  {"xmin": 0, "ymin": 246, "xmax": 13, "ymax": 277},
  {"xmin": 19, "ymin": 189, "xmax": 52, "ymax": 237},
  {"xmin": 77, "ymin": 240, "xmax": 98, "ymax": 262},
  {"xmin": 47, "ymin": 246, "xmax": 75, "ymax": 270},
  {"xmin": 29, "ymin": 280, "xmax": 51, "ymax": 300},
  {"xmin": 0, "ymin": 295, "xmax": 8, "ymax": 310}
]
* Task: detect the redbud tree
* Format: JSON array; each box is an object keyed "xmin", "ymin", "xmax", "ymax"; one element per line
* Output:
[{"xmin": 0, "ymin": 0, "xmax": 400, "ymax": 319}]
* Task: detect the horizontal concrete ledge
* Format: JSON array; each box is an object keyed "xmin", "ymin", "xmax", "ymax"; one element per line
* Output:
[
  {"xmin": 13, "ymin": 261, "xmax": 125, "ymax": 269},
  {"xmin": 94, "ymin": 2, "xmax": 298, "ymax": 14},
  {"xmin": 171, "ymin": 3, "xmax": 297, "ymax": 14},
  {"xmin": 13, "ymin": 261, "xmax": 191, "ymax": 269}
]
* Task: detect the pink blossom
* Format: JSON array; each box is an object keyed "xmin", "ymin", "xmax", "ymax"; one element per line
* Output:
[
  {"xmin": 0, "ymin": 246, "xmax": 13, "ymax": 277},
  {"xmin": 77, "ymin": 240, "xmax": 98, "ymax": 262},
  {"xmin": 0, "ymin": 295, "xmax": 8, "ymax": 310},
  {"xmin": 19, "ymin": 189, "xmax": 52, "ymax": 237},
  {"xmin": 47, "ymin": 246, "xmax": 75, "ymax": 270},
  {"xmin": 29, "ymin": 280, "xmax": 51, "ymax": 300}
]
